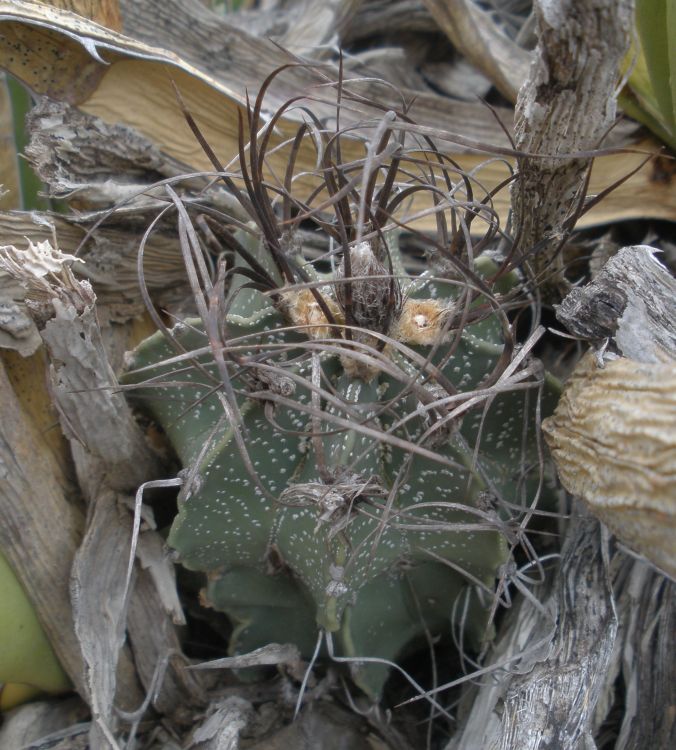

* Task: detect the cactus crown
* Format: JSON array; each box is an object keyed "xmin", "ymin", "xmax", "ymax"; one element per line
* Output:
[{"xmin": 124, "ymin": 70, "xmax": 553, "ymax": 698}]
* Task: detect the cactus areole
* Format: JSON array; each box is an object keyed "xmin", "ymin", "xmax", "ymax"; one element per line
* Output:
[{"xmin": 125, "ymin": 228, "xmax": 552, "ymax": 696}]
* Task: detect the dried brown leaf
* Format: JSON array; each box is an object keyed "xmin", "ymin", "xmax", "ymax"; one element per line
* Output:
[{"xmin": 543, "ymin": 353, "xmax": 676, "ymax": 580}]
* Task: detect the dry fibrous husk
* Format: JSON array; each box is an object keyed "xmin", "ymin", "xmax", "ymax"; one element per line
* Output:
[
  {"xmin": 41, "ymin": 275, "xmax": 204, "ymax": 743},
  {"xmin": 24, "ymin": 96, "xmax": 190, "ymax": 210},
  {"xmin": 446, "ymin": 510, "xmax": 616, "ymax": 750},
  {"xmin": 0, "ymin": 209, "xmax": 189, "ymax": 324},
  {"xmin": 543, "ymin": 353, "xmax": 676, "ymax": 580},
  {"xmin": 608, "ymin": 557, "xmax": 676, "ymax": 749},
  {"xmin": 543, "ymin": 245, "xmax": 676, "ymax": 581},
  {"xmin": 0, "ymin": 276, "xmax": 42, "ymax": 355},
  {"xmin": 446, "ymin": 515, "xmax": 676, "ymax": 750},
  {"xmin": 554, "ymin": 245, "xmax": 676, "ymax": 363}
]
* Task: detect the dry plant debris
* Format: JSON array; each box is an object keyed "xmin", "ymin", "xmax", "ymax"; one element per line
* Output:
[
  {"xmin": 544, "ymin": 246, "xmax": 676, "ymax": 581},
  {"xmin": 0, "ymin": 1, "xmax": 674, "ymax": 749}
]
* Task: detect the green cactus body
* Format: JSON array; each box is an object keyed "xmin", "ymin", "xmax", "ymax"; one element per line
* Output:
[{"xmin": 125, "ymin": 236, "xmax": 549, "ymax": 697}]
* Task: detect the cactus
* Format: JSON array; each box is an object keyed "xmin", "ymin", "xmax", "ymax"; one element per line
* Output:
[
  {"xmin": 124, "ymin": 83, "xmax": 554, "ymax": 697},
  {"xmin": 125, "ymin": 239, "xmax": 553, "ymax": 697}
]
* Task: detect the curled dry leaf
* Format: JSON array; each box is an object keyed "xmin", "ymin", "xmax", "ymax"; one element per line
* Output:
[
  {"xmin": 542, "ymin": 352, "xmax": 676, "ymax": 580},
  {"xmin": 0, "ymin": 208, "xmax": 190, "ymax": 322}
]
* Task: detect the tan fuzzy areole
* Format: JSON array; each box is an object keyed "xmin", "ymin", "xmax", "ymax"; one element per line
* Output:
[
  {"xmin": 391, "ymin": 299, "xmax": 452, "ymax": 346},
  {"xmin": 283, "ymin": 290, "xmax": 455, "ymax": 381},
  {"xmin": 282, "ymin": 288, "xmax": 343, "ymax": 340}
]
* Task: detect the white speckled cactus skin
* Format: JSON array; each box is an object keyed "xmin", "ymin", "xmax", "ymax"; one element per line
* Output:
[{"xmin": 124, "ymin": 232, "xmax": 552, "ymax": 697}]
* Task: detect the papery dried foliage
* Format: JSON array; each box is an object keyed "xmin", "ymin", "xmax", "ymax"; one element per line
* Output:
[
  {"xmin": 0, "ymin": 238, "xmax": 207, "ymax": 747},
  {"xmin": 0, "ymin": 2, "xmax": 674, "ymax": 748}
]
